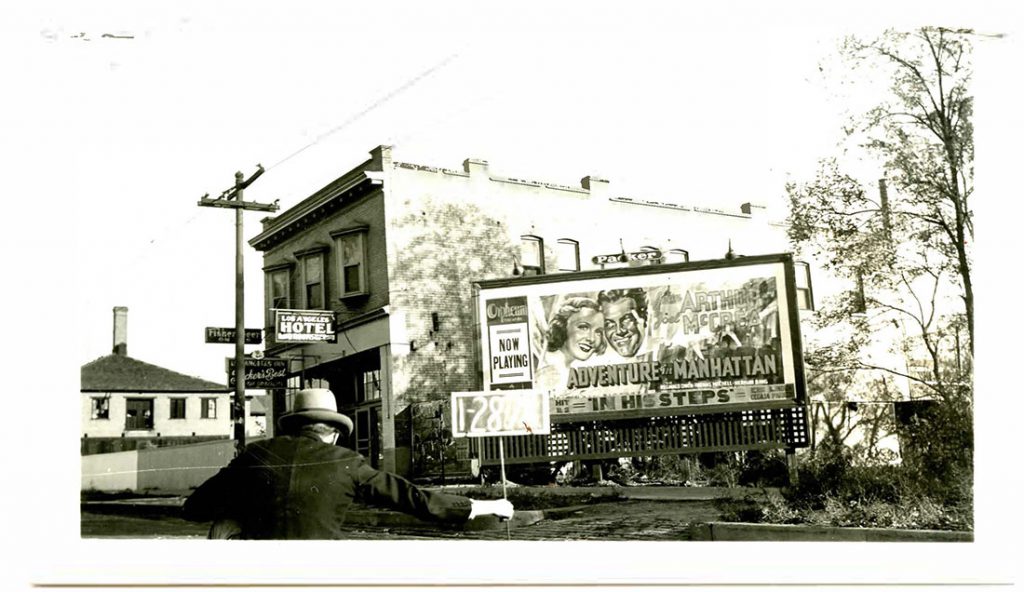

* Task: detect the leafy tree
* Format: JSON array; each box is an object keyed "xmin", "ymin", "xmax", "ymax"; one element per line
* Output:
[{"xmin": 788, "ymin": 28, "xmax": 974, "ymax": 468}]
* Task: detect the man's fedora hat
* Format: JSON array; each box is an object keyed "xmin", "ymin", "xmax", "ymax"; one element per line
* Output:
[{"xmin": 278, "ymin": 388, "xmax": 354, "ymax": 435}]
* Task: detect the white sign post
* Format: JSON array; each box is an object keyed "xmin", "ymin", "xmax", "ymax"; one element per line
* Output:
[{"xmin": 451, "ymin": 389, "xmax": 550, "ymax": 539}]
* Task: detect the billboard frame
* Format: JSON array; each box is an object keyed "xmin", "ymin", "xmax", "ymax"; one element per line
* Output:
[{"xmin": 473, "ymin": 252, "xmax": 808, "ymax": 420}]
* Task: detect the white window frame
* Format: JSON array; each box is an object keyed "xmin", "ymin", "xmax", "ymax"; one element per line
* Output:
[
  {"xmin": 297, "ymin": 247, "xmax": 327, "ymax": 309},
  {"xmin": 169, "ymin": 398, "xmax": 187, "ymax": 420},
  {"xmin": 201, "ymin": 397, "xmax": 218, "ymax": 419},
  {"xmin": 520, "ymin": 235, "xmax": 545, "ymax": 275},
  {"xmin": 332, "ymin": 227, "xmax": 369, "ymax": 298},
  {"xmin": 794, "ymin": 261, "xmax": 815, "ymax": 311},
  {"xmin": 555, "ymin": 238, "xmax": 580, "ymax": 272}
]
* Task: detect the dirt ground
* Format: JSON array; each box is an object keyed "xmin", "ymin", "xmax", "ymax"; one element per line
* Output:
[{"xmin": 81, "ymin": 499, "xmax": 728, "ymax": 541}]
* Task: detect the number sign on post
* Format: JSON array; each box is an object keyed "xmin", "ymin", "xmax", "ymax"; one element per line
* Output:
[{"xmin": 450, "ymin": 390, "xmax": 551, "ymax": 438}]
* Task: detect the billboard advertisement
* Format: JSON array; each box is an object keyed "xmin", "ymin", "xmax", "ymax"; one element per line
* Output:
[{"xmin": 476, "ymin": 254, "xmax": 806, "ymax": 421}]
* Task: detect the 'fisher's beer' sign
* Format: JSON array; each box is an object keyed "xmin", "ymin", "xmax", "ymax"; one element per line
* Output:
[{"xmin": 274, "ymin": 309, "xmax": 337, "ymax": 343}]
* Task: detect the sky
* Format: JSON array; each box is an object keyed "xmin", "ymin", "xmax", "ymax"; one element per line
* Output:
[
  {"xmin": 4, "ymin": 2, "xmax": 1007, "ymax": 385},
  {"xmin": 3, "ymin": 0, "xmax": 1023, "ymax": 587}
]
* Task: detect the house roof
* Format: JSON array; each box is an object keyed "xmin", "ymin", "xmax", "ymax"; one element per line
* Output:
[{"xmin": 81, "ymin": 354, "xmax": 229, "ymax": 393}]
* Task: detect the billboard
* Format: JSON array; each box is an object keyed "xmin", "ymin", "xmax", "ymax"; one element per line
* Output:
[{"xmin": 476, "ymin": 254, "xmax": 806, "ymax": 421}]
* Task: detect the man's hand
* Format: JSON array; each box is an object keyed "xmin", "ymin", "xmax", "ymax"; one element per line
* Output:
[{"xmin": 468, "ymin": 498, "xmax": 515, "ymax": 520}]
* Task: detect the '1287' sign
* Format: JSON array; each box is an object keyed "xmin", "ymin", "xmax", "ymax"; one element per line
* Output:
[{"xmin": 451, "ymin": 390, "xmax": 550, "ymax": 437}]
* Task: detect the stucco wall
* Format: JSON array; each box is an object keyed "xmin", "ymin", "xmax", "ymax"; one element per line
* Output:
[
  {"xmin": 81, "ymin": 449, "xmax": 138, "ymax": 492},
  {"xmin": 136, "ymin": 438, "xmax": 240, "ymax": 494},
  {"xmin": 82, "ymin": 392, "xmax": 238, "ymax": 439}
]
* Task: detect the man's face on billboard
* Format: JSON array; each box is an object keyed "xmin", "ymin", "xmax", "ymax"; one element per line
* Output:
[{"xmin": 603, "ymin": 298, "xmax": 644, "ymax": 357}]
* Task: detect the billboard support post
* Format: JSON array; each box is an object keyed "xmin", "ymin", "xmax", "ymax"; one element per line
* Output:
[{"xmin": 498, "ymin": 437, "xmax": 510, "ymax": 540}]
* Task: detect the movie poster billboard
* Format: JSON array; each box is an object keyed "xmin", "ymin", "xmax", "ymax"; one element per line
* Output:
[{"xmin": 476, "ymin": 256, "xmax": 805, "ymax": 420}]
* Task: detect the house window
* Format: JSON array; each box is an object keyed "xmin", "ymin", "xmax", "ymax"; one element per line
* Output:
[
  {"xmin": 301, "ymin": 251, "xmax": 325, "ymax": 309},
  {"xmin": 358, "ymin": 369, "xmax": 382, "ymax": 403},
  {"xmin": 795, "ymin": 261, "xmax": 815, "ymax": 311},
  {"xmin": 666, "ymin": 248, "xmax": 690, "ymax": 263},
  {"xmin": 91, "ymin": 397, "xmax": 110, "ymax": 420},
  {"xmin": 169, "ymin": 398, "xmax": 186, "ymax": 420},
  {"xmin": 556, "ymin": 239, "xmax": 580, "ymax": 272},
  {"xmin": 201, "ymin": 398, "xmax": 217, "ymax": 419},
  {"xmin": 125, "ymin": 398, "xmax": 154, "ymax": 430},
  {"xmin": 332, "ymin": 228, "xmax": 368, "ymax": 297},
  {"xmin": 267, "ymin": 266, "xmax": 291, "ymax": 310},
  {"xmin": 520, "ymin": 235, "xmax": 545, "ymax": 275}
]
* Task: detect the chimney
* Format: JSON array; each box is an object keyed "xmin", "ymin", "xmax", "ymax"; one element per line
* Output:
[
  {"xmin": 581, "ymin": 175, "xmax": 609, "ymax": 199},
  {"xmin": 112, "ymin": 306, "xmax": 128, "ymax": 356},
  {"xmin": 462, "ymin": 158, "xmax": 489, "ymax": 178}
]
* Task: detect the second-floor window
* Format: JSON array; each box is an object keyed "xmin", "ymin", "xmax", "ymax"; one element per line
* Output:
[
  {"xmin": 301, "ymin": 251, "xmax": 325, "ymax": 309},
  {"xmin": 666, "ymin": 248, "xmax": 690, "ymax": 264},
  {"xmin": 520, "ymin": 235, "xmax": 545, "ymax": 275},
  {"xmin": 268, "ymin": 266, "xmax": 291, "ymax": 309},
  {"xmin": 556, "ymin": 239, "xmax": 580, "ymax": 272},
  {"xmin": 332, "ymin": 228, "xmax": 368, "ymax": 297}
]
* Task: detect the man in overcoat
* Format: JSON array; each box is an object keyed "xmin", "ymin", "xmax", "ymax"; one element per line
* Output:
[{"xmin": 183, "ymin": 388, "xmax": 513, "ymax": 539}]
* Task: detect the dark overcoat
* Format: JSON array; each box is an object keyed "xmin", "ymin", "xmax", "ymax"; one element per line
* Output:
[{"xmin": 183, "ymin": 434, "xmax": 472, "ymax": 539}]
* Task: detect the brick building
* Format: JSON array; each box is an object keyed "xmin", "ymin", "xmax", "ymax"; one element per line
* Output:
[{"xmin": 251, "ymin": 145, "xmax": 803, "ymax": 475}]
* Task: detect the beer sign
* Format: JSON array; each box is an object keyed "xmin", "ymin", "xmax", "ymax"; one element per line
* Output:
[{"xmin": 227, "ymin": 357, "xmax": 289, "ymax": 389}]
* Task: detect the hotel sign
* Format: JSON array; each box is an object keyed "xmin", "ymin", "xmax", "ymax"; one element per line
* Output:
[{"xmin": 274, "ymin": 309, "xmax": 337, "ymax": 343}]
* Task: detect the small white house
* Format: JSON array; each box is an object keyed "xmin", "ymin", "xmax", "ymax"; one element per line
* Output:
[{"xmin": 81, "ymin": 307, "xmax": 262, "ymax": 455}]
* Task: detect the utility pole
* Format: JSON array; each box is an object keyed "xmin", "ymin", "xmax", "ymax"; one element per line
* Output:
[{"xmin": 198, "ymin": 165, "xmax": 279, "ymax": 456}]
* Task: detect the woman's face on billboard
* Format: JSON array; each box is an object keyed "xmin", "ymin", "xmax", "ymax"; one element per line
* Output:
[{"xmin": 564, "ymin": 308, "xmax": 604, "ymax": 361}]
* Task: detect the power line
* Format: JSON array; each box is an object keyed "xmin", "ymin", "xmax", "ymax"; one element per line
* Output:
[{"xmin": 265, "ymin": 52, "xmax": 461, "ymax": 172}]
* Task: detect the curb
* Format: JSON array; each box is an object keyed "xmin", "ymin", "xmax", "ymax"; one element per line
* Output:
[{"xmin": 689, "ymin": 521, "xmax": 973, "ymax": 542}]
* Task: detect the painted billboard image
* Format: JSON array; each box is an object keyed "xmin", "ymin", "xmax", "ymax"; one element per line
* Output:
[{"xmin": 479, "ymin": 258, "xmax": 803, "ymax": 420}]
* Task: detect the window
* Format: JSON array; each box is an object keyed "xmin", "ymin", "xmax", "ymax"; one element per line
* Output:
[
  {"xmin": 300, "ymin": 250, "xmax": 326, "ymax": 309},
  {"xmin": 169, "ymin": 398, "xmax": 186, "ymax": 420},
  {"xmin": 794, "ymin": 261, "xmax": 815, "ymax": 311},
  {"xmin": 666, "ymin": 248, "xmax": 690, "ymax": 263},
  {"xmin": 556, "ymin": 239, "xmax": 580, "ymax": 272},
  {"xmin": 125, "ymin": 398, "xmax": 153, "ymax": 430},
  {"xmin": 91, "ymin": 397, "xmax": 109, "ymax": 420},
  {"xmin": 201, "ymin": 398, "xmax": 217, "ymax": 419},
  {"xmin": 266, "ymin": 265, "xmax": 291, "ymax": 309},
  {"xmin": 332, "ymin": 228, "xmax": 368, "ymax": 297},
  {"xmin": 520, "ymin": 235, "xmax": 545, "ymax": 275},
  {"xmin": 358, "ymin": 369, "xmax": 382, "ymax": 403}
]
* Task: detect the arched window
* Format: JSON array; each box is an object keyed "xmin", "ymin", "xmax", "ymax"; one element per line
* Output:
[
  {"xmin": 520, "ymin": 235, "xmax": 545, "ymax": 275},
  {"xmin": 556, "ymin": 239, "xmax": 580, "ymax": 272}
]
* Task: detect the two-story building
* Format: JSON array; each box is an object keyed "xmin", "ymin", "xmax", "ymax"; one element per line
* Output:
[
  {"xmin": 81, "ymin": 306, "xmax": 263, "ymax": 455},
  {"xmin": 250, "ymin": 145, "xmax": 816, "ymax": 475}
]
